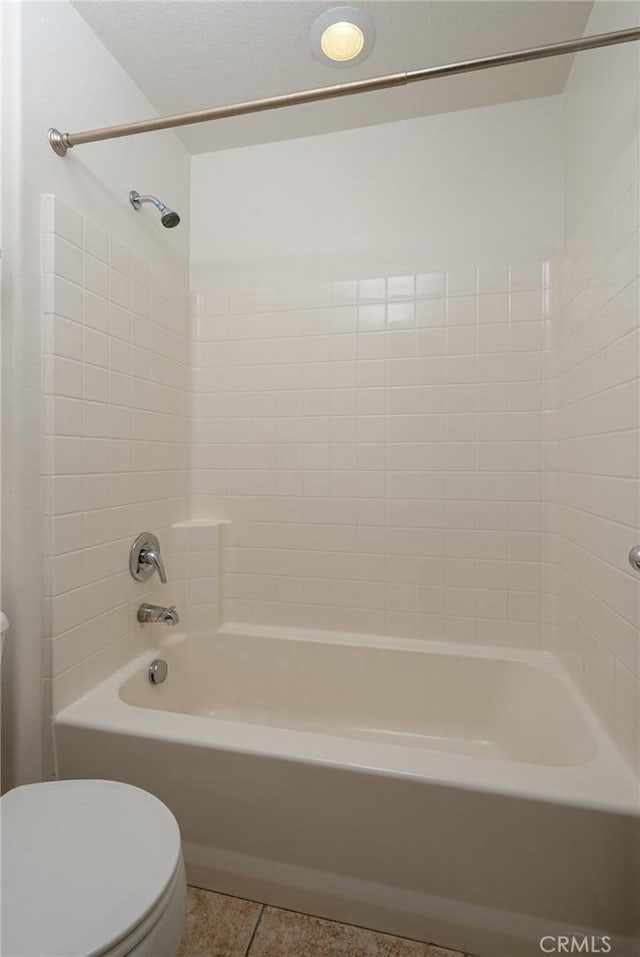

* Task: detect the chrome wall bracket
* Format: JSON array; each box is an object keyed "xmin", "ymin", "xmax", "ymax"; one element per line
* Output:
[{"xmin": 48, "ymin": 128, "xmax": 71, "ymax": 157}]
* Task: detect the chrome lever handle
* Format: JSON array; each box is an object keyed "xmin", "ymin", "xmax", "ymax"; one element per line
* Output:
[
  {"xmin": 130, "ymin": 532, "xmax": 168, "ymax": 583},
  {"xmin": 140, "ymin": 548, "xmax": 167, "ymax": 583}
]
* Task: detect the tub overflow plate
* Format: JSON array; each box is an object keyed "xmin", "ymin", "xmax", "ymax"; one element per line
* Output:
[{"xmin": 148, "ymin": 659, "xmax": 168, "ymax": 684}]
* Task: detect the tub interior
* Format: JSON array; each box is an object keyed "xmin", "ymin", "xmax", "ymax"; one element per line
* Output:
[{"xmin": 119, "ymin": 634, "xmax": 597, "ymax": 767}]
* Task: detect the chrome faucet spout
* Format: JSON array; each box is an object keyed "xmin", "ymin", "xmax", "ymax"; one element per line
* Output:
[
  {"xmin": 137, "ymin": 603, "xmax": 179, "ymax": 626},
  {"xmin": 139, "ymin": 547, "xmax": 167, "ymax": 583}
]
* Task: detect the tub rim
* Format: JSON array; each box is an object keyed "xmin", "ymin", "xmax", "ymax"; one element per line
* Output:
[{"xmin": 54, "ymin": 625, "xmax": 640, "ymax": 818}]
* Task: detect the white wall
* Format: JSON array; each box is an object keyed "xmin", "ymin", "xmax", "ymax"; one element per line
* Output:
[
  {"xmin": 563, "ymin": 1, "xmax": 640, "ymax": 236},
  {"xmin": 548, "ymin": 0, "xmax": 640, "ymax": 772},
  {"xmin": 1, "ymin": 0, "xmax": 190, "ymax": 788},
  {"xmin": 191, "ymin": 96, "xmax": 563, "ymax": 284}
]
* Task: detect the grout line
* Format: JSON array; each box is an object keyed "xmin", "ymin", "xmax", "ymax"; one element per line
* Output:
[{"xmin": 244, "ymin": 903, "xmax": 265, "ymax": 957}]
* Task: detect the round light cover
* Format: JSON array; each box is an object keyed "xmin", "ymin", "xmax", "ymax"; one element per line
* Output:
[
  {"xmin": 322, "ymin": 21, "xmax": 364, "ymax": 61},
  {"xmin": 311, "ymin": 7, "xmax": 375, "ymax": 68}
]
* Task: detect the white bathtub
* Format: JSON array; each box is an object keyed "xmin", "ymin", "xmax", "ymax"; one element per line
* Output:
[{"xmin": 54, "ymin": 627, "xmax": 639, "ymax": 957}]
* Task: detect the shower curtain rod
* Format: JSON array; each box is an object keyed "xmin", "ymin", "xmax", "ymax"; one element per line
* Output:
[{"xmin": 48, "ymin": 26, "xmax": 640, "ymax": 156}]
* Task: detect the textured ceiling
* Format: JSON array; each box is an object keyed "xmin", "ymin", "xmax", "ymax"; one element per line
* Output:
[{"xmin": 73, "ymin": 1, "xmax": 594, "ymax": 152}]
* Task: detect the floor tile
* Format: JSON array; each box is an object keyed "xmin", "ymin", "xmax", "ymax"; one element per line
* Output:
[
  {"xmin": 178, "ymin": 886, "xmax": 262, "ymax": 957},
  {"xmin": 248, "ymin": 907, "xmax": 349, "ymax": 957},
  {"xmin": 247, "ymin": 906, "xmax": 466, "ymax": 957},
  {"xmin": 339, "ymin": 921, "xmax": 462, "ymax": 956}
]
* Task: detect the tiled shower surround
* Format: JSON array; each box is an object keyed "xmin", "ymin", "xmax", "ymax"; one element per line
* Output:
[
  {"xmin": 43, "ymin": 180, "xmax": 639, "ymax": 773},
  {"xmin": 548, "ymin": 134, "xmax": 640, "ymax": 770},
  {"xmin": 195, "ymin": 263, "xmax": 551, "ymax": 645},
  {"xmin": 42, "ymin": 195, "xmax": 192, "ymax": 710}
]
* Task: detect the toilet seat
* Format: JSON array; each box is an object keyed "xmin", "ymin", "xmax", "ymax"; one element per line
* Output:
[
  {"xmin": 1, "ymin": 779, "xmax": 184, "ymax": 957},
  {"xmin": 96, "ymin": 855, "xmax": 186, "ymax": 957}
]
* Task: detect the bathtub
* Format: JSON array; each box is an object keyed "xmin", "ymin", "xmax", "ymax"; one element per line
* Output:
[{"xmin": 54, "ymin": 626, "xmax": 639, "ymax": 957}]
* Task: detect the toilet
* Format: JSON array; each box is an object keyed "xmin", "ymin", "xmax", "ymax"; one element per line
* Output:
[{"xmin": 1, "ymin": 778, "xmax": 186, "ymax": 957}]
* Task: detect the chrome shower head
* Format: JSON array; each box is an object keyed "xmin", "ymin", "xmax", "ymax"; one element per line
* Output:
[
  {"xmin": 160, "ymin": 208, "xmax": 180, "ymax": 229},
  {"xmin": 129, "ymin": 190, "xmax": 181, "ymax": 229}
]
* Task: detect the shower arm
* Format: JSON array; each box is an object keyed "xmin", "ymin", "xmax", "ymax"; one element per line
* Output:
[{"xmin": 48, "ymin": 26, "xmax": 640, "ymax": 156}]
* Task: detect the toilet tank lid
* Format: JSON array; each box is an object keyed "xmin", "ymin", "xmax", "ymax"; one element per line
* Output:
[{"xmin": 1, "ymin": 779, "xmax": 182, "ymax": 957}]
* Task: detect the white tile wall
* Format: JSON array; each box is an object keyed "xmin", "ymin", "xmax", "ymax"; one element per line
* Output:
[
  {"xmin": 168, "ymin": 519, "xmax": 225, "ymax": 631},
  {"xmin": 194, "ymin": 261, "xmax": 552, "ymax": 644},
  {"xmin": 547, "ymin": 135, "xmax": 640, "ymax": 772},
  {"xmin": 42, "ymin": 196, "xmax": 192, "ymax": 710}
]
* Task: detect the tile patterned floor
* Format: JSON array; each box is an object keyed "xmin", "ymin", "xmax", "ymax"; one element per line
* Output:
[{"xmin": 178, "ymin": 886, "xmax": 474, "ymax": 957}]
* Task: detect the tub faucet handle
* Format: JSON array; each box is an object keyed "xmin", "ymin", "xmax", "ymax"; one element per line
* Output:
[
  {"xmin": 130, "ymin": 532, "xmax": 168, "ymax": 583},
  {"xmin": 140, "ymin": 547, "xmax": 167, "ymax": 583}
]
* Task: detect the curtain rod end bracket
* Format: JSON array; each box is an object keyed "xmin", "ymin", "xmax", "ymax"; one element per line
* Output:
[{"xmin": 48, "ymin": 129, "xmax": 71, "ymax": 156}]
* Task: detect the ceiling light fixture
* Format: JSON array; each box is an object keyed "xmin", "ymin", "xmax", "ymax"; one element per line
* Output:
[{"xmin": 311, "ymin": 7, "xmax": 375, "ymax": 68}]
